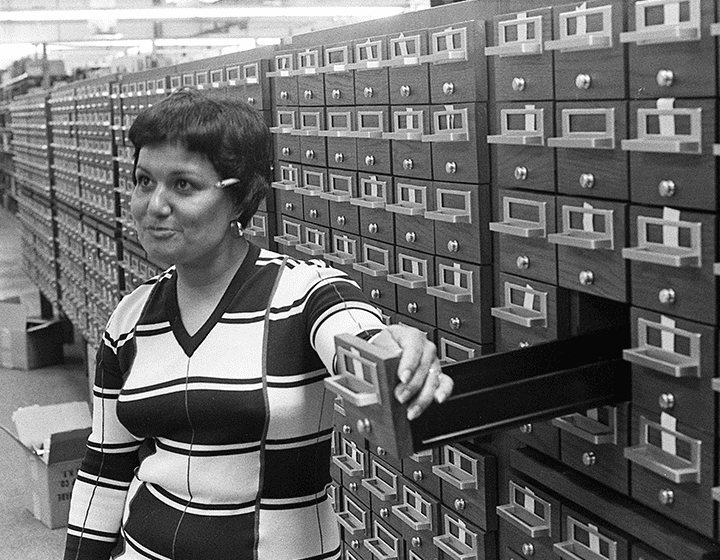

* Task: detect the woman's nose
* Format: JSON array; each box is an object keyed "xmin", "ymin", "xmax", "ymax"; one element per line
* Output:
[{"xmin": 147, "ymin": 184, "xmax": 171, "ymax": 215}]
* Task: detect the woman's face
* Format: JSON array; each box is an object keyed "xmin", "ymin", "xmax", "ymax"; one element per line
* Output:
[{"xmin": 130, "ymin": 141, "xmax": 237, "ymax": 269}]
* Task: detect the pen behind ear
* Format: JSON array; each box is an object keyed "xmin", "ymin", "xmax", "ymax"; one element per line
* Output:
[{"xmin": 215, "ymin": 178, "xmax": 242, "ymax": 189}]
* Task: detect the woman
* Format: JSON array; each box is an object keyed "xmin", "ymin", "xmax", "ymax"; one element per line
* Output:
[{"xmin": 64, "ymin": 88, "xmax": 452, "ymax": 560}]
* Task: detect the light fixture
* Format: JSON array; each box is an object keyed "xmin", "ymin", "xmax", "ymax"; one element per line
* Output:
[{"xmin": 0, "ymin": 7, "xmax": 406, "ymax": 22}]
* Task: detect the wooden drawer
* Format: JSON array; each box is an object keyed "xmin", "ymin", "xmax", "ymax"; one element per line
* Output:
[
  {"xmin": 551, "ymin": 196, "xmax": 629, "ymax": 302},
  {"xmin": 426, "ymin": 20, "xmax": 488, "ymax": 104},
  {"xmin": 626, "ymin": 407, "xmax": 717, "ymax": 539},
  {"xmin": 551, "ymin": 100, "xmax": 630, "ymax": 201},
  {"xmin": 548, "ymin": 0, "xmax": 627, "ymax": 100},
  {"xmin": 434, "ymin": 506, "xmax": 496, "ymax": 560},
  {"xmin": 324, "ymin": 231, "xmax": 362, "ymax": 281},
  {"xmin": 497, "ymin": 476, "xmax": 562, "ymax": 553},
  {"xmin": 557, "ymin": 506, "xmax": 630, "ymax": 560},
  {"xmin": 363, "ymin": 455, "xmax": 402, "ymax": 528},
  {"xmin": 358, "ymin": 204, "xmax": 396, "ymax": 245},
  {"xmin": 327, "ymin": 136, "xmax": 359, "ymax": 171},
  {"xmin": 356, "ymin": 137, "xmax": 392, "ymax": 175},
  {"xmin": 385, "ymin": 105, "xmax": 433, "ymax": 180},
  {"xmin": 388, "ymin": 248, "xmax": 437, "ymax": 326},
  {"xmin": 625, "ymin": 307, "xmax": 717, "ymax": 435},
  {"xmin": 555, "ymin": 403, "xmax": 631, "ymax": 495},
  {"xmin": 337, "ymin": 489, "xmax": 373, "ymax": 542},
  {"xmin": 269, "ymin": 69, "xmax": 298, "ymax": 107},
  {"xmin": 297, "ymin": 68, "xmax": 325, "ymax": 107},
  {"xmin": 433, "ymin": 442, "xmax": 498, "ymax": 532},
  {"xmin": 387, "ymin": 29, "xmax": 430, "ymax": 105},
  {"xmin": 295, "ymin": 223, "xmax": 329, "ymax": 259},
  {"xmin": 299, "ymin": 134, "xmax": 327, "ymax": 168},
  {"xmin": 354, "ymin": 69, "xmax": 390, "ymax": 106},
  {"xmin": 303, "ymin": 195, "xmax": 330, "ymax": 227},
  {"xmin": 486, "ymin": 7, "xmax": 555, "ymax": 101},
  {"xmin": 245, "ymin": 212, "xmax": 276, "ymax": 251},
  {"xmin": 394, "ymin": 213, "xmax": 435, "ymax": 255},
  {"xmin": 493, "ymin": 273, "xmax": 570, "ymax": 352},
  {"xmin": 275, "ymin": 134, "xmax": 301, "ymax": 164},
  {"xmin": 625, "ymin": 99, "xmax": 716, "ymax": 211},
  {"xmin": 623, "ymin": 205, "xmax": 717, "ymax": 325},
  {"xmin": 403, "ymin": 449, "xmax": 442, "ymax": 500},
  {"xmin": 427, "ymin": 181, "xmax": 492, "ymax": 266},
  {"xmin": 350, "ymin": 35, "xmax": 389, "ymax": 104},
  {"xmin": 490, "ymin": 102, "xmax": 556, "ymax": 193},
  {"xmin": 357, "ymin": 239, "xmax": 397, "ymax": 312},
  {"xmin": 275, "ymin": 189, "xmax": 304, "ymax": 219},
  {"xmin": 324, "ymin": 66, "xmax": 356, "ymax": 107},
  {"xmin": 322, "ymin": 170, "xmax": 357, "ymax": 208},
  {"xmin": 512, "ymin": 420, "xmax": 562, "ymax": 460},
  {"xmin": 390, "ymin": 478, "xmax": 441, "ymax": 559},
  {"xmin": 437, "ymin": 331, "xmax": 492, "ymax": 364},
  {"xmin": 364, "ymin": 515, "xmax": 404, "ymax": 560},
  {"xmin": 329, "ymin": 200, "xmax": 361, "ymax": 235},
  {"xmin": 427, "ymin": 102, "xmax": 489, "ymax": 185},
  {"xmin": 622, "ymin": 0, "xmax": 717, "ymax": 99},
  {"xmin": 490, "ymin": 189, "xmax": 558, "ymax": 285},
  {"xmin": 430, "ymin": 257, "xmax": 494, "ymax": 343},
  {"xmin": 334, "ymin": 437, "xmax": 371, "ymax": 507}
]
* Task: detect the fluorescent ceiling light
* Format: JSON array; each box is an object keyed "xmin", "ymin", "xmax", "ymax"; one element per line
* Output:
[
  {"xmin": 0, "ymin": 7, "xmax": 406, "ymax": 22},
  {"xmin": 154, "ymin": 37, "xmax": 256, "ymax": 47}
]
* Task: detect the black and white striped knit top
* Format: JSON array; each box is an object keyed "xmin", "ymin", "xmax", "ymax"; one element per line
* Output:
[{"xmin": 64, "ymin": 243, "xmax": 384, "ymax": 560}]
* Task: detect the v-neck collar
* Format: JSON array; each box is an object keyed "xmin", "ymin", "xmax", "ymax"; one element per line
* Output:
[{"xmin": 166, "ymin": 243, "xmax": 261, "ymax": 357}]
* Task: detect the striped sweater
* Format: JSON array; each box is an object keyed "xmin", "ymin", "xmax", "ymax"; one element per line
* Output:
[{"xmin": 64, "ymin": 244, "xmax": 384, "ymax": 560}]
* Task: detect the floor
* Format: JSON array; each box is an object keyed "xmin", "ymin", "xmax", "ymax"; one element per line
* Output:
[{"xmin": 0, "ymin": 205, "xmax": 90, "ymax": 559}]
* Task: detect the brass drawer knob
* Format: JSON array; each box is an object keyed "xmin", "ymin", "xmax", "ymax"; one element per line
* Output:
[
  {"xmin": 582, "ymin": 451, "xmax": 596, "ymax": 467},
  {"xmin": 520, "ymin": 423, "xmax": 533, "ymax": 434},
  {"xmin": 279, "ymin": 90, "xmax": 289, "ymax": 100},
  {"xmin": 365, "ymin": 155, "xmax": 375, "ymax": 166},
  {"xmin": 579, "ymin": 270, "xmax": 594, "ymax": 286},
  {"xmin": 454, "ymin": 498, "xmax": 466, "ymax": 511},
  {"xmin": 370, "ymin": 288, "xmax": 381, "ymax": 299},
  {"xmin": 305, "ymin": 149, "xmax": 315, "ymax": 160},
  {"xmin": 336, "ymin": 215, "xmax": 346, "ymax": 226},
  {"xmin": 342, "ymin": 424, "xmax": 352, "ymax": 434},
  {"xmin": 400, "ymin": 85, "xmax": 411, "ymax": 97},
  {"xmin": 442, "ymin": 82, "xmax": 455, "ymax": 95},
  {"xmin": 575, "ymin": 73, "xmax": 592, "ymax": 90},
  {"xmin": 368, "ymin": 223, "xmax": 378, "ymax": 234},
  {"xmin": 331, "ymin": 89, "xmax": 342, "ymax": 100},
  {"xmin": 380, "ymin": 507, "xmax": 390, "ymax": 518},
  {"xmin": 411, "ymin": 536, "xmax": 422, "ymax": 548},
  {"xmin": 405, "ymin": 231, "xmax": 417, "ymax": 243},
  {"xmin": 247, "ymin": 97, "xmax": 255, "ymax": 105},
  {"xmin": 512, "ymin": 77, "xmax": 526, "ymax": 92},
  {"xmin": 656, "ymin": 69, "xmax": 674, "ymax": 87},
  {"xmin": 519, "ymin": 341, "xmax": 531, "ymax": 348},
  {"xmin": 376, "ymin": 446, "xmax": 386, "ymax": 456},
  {"xmin": 658, "ymin": 179, "xmax": 676, "ymax": 198},
  {"xmin": 516, "ymin": 255, "xmax": 530, "ymax": 270},
  {"xmin": 403, "ymin": 158, "xmax": 414, "ymax": 170},
  {"xmin": 658, "ymin": 489, "xmax": 674, "ymax": 505},
  {"xmin": 309, "ymin": 209, "xmax": 318, "ymax": 219},
  {"xmin": 658, "ymin": 288, "xmax": 676, "ymax": 305},
  {"xmin": 522, "ymin": 543, "xmax": 535, "ymax": 557},
  {"xmin": 447, "ymin": 240, "xmax": 459, "ymax": 253},
  {"xmin": 659, "ymin": 392, "xmax": 675, "ymax": 410},
  {"xmin": 281, "ymin": 146, "xmax": 291, "ymax": 157},
  {"xmin": 334, "ymin": 152, "xmax": 344, "ymax": 163},
  {"xmin": 450, "ymin": 317, "xmax": 461, "ymax": 330},
  {"xmin": 303, "ymin": 89, "xmax": 313, "ymax": 100},
  {"xmin": 514, "ymin": 165, "xmax": 528, "ymax": 181},
  {"xmin": 364, "ymin": 86, "xmax": 374, "ymax": 98},
  {"xmin": 356, "ymin": 418, "xmax": 371, "ymax": 434},
  {"xmin": 284, "ymin": 202, "xmax": 294, "ymax": 211},
  {"xmin": 445, "ymin": 161, "xmax": 457, "ymax": 174},
  {"xmin": 412, "ymin": 470, "xmax": 424, "ymax": 482},
  {"xmin": 407, "ymin": 302, "xmax": 418, "ymax": 314},
  {"xmin": 350, "ymin": 539, "xmax": 360, "ymax": 549},
  {"xmin": 579, "ymin": 173, "xmax": 595, "ymax": 189}
]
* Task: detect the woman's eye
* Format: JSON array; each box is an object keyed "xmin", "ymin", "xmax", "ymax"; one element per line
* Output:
[
  {"xmin": 175, "ymin": 179, "xmax": 193, "ymax": 191},
  {"xmin": 136, "ymin": 176, "xmax": 153, "ymax": 189}
]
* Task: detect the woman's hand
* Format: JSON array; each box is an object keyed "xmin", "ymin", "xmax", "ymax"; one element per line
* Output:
[{"xmin": 371, "ymin": 325, "xmax": 454, "ymax": 420}]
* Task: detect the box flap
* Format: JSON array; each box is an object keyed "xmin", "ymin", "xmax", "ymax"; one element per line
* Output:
[
  {"xmin": 12, "ymin": 402, "xmax": 92, "ymax": 464},
  {"xmin": 47, "ymin": 428, "xmax": 92, "ymax": 464}
]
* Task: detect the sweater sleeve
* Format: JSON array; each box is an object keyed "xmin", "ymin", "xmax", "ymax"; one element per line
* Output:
[{"xmin": 63, "ymin": 317, "xmax": 142, "ymax": 559}]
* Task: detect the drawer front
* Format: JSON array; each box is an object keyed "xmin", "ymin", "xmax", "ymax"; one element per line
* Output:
[
  {"xmin": 559, "ymin": 506, "xmax": 630, "ymax": 560},
  {"xmin": 627, "ymin": 408, "xmax": 716, "ymax": 539},
  {"xmin": 391, "ymin": 139, "xmax": 433, "ymax": 180},
  {"xmin": 625, "ymin": 0, "xmax": 717, "ymax": 99},
  {"xmin": 431, "ymin": 257, "xmax": 494, "ymax": 343},
  {"xmin": 488, "ymin": 8, "xmax": 555, "ymax": 101},
  {"xmin": 245, "ymin": 82, "xmax": 270, "ymax": 111},
  {"xmin": 325, "ymin": 71, "xmax": 356, "ymax": 107},
  {"xmin": 497, "ymin": 475, "xmax": 562, "ymax": 547},
  {"xmin": 365, "ymin": 515, "xmax": 404, "ymax": 560},
  {"xmin": 430, "ymin": 182, "xmax": 492, "ymax": 266},
  {"xmin": 402, "ymin": 449, "xmax": 442, "ymax": 499},
  {"xmin": 429, "ymin": 102, "xmax": 489, "ymax": 184},
  {"xmin": 330, "ymin": 201, "xmax": 361, "ymax": 235},
  {"xmin": 273, "ymin": 76, "xmax": 299, "ymax": 106},
  {"xmin": 511, "ymin": 420, "xmax": 561, "ymax": 460},
  {"xmin": 491, "ymin": 102, "xmax": 556, "ymax": 192},
  {"xmin": 427, "ymin": 20, "xmax": 488, "ymax": 104},
  {"xmin": 358, "ymin": 204, "xmax": 395, "ymax": 244},
  {"xmin": 491, "ymin": 189, "xmax": 558, "ymax": 284},
  {"xmin": 557, "ymin": 403, "xmax": 631, "ymax": 495},
  {"xmin": 298, "ymin": 74, "xmax": 325, "ymax": 106},
  {"xmin": 389, "ymin": 65, "xmax": 431, "ymax": 106},
  {"xmin": 434, "ymin": 443, "xmax": 498, "ymax": 532},
  {"xmin": 550, "ymin": 0, "xmax": 627, "ymax": 100},
  {"xmin": 627, "ymin": 99, "xmax": 716, "ymax": 211},
  {"xmin": 303, "ymin": 196, "xmax": 331, "ymax": 227},
  {"xmin": 355, "ymin": 68, "xmax": 390, "ymax": 106},
  {"xmin": 363, "ymin": 270, "xmax": 397, "ymax": 312},
  {"xmin": 246, "ymin": 212, "xmax": 276, "ymax": 251},
  {"xmin": 494, "ymin": 273, "xmax": 570, "ymax": 352},
  {"xmin": 501, "ymin": 526, "xmax": 558, "ymax": 560},
  {"xmin": 300, "ymin": 135, "xmax": 328, "ymax": 168},
  {"xmin": 275, "ymin": 135, "xmax": 301, "ymax": 163},
  {"xmin": 553, "ymin": 100, "xmax": 630, "ymax": 200},
  {"xmin": 394, "ymin": 212, "xmax": 436, "ymax": 254},
  {"xmin": 625, "ymin": 206, "xmax": 717, "ymax": 325},
  {"xmin": 356, "ymin": 137, "xmax": 392, "ymax": 175},
  {"xmin": 553, "ymin": 196, "xmax": 629, "ymax": 302},
  {"xmin": 276, "ymin": 189, "xmax": 304, "ymax": 219},
  {"xmin": 437, "ymin": 330, "xmax": 492, "ymax": 364},
  {"xmin": 435, "ymin": 506, "xmax": 496, "ymax": 560},
  {"xmin": 337, "ymin": 490, "xmax": 373, "ymax": 541},
  {"xmin": 328, "ymin": 137, "xmax": 359, "ymax": 170},
  {"xmin": 391, "ymin": 478, "xmax": 441, "ymax": 559},
  {"xmin": 365, "ymin": 455, "xmax": 402, "ymax": 523},
  {"xmin": 392, "ymin": 248, "xmax": 437, "ymax": 326}
]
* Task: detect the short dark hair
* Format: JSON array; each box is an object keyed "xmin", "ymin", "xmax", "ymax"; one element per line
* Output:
[{"xmin": 128, "ymin": 87, "xmax": 271, "ymax": 228}]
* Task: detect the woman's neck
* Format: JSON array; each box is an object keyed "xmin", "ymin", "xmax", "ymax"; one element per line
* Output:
[{"xmin": 175, "ymin": 237, "xmax": 250, "ymax": 292}]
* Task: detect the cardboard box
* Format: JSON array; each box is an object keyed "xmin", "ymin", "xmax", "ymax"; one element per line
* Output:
[
  {"xmin": 0, "ymin": 298, "xmax": 64, "ymax": 370},
  {"xmin": 11, "ymin": 401, "xmax": 92, "ymax": 529}
]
